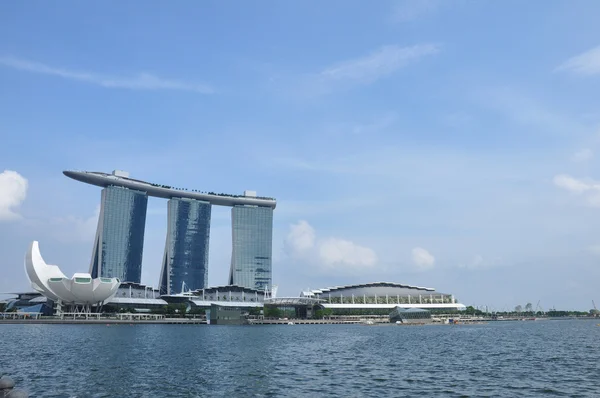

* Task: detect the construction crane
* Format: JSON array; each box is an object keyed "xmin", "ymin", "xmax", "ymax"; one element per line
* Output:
[
  {"xmin": 535, "ymin": 300, "xmax": 544, "ymax": 314},
  {"xmin": 592, "ymin": 300, "xmax": 598, "ymax": 316}
]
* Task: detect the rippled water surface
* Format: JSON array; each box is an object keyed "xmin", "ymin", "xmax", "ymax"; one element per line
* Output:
[{"xmin": 2, "ymin": 320, "xmax": 600, "ymax": 397}]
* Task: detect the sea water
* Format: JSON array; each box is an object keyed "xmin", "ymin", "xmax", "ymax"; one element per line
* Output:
[{"xmin": 2, "ymin": 320, "xmax": 599, "ymax": 397}]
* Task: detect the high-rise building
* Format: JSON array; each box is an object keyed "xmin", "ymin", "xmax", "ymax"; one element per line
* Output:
[
  {"xmin": 159, "ymin": 198, "xmax": 211, "ymax": 295},
  {"xmin": 65, "ymin": 170, "xmax": 277, "ymax": 291},
  {"xmin": 229, "ymin": 205, "xmax": 273, "ymax": 291},
  {"xmin": 90, "ymin": 185, "xmax": 148, "ymax": 283}
]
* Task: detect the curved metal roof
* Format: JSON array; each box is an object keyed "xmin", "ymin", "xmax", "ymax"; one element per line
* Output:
[
  {"xmin": 64, "ymin": 170, "xmax": 277, "ymax": 208},
  {"xmin": 309, "ymin": 282, "xmax": 436, "ymax": 294},
  {"xmin": 323, "ymin": 303, "xmax": 465, "ymax": 309}
]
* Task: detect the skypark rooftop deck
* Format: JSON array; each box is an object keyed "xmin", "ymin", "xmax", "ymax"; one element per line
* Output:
[{"xmin": 63, "ymin": 170, "xmax": 277, "ymax": 208}]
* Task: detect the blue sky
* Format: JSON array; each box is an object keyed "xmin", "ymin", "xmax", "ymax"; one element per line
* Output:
[{"xmin": 2, "ymin": 0, "xmax": 600, "ymax": 310}]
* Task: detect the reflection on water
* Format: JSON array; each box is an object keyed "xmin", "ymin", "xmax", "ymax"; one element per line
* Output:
[{"xmin": 2, "ymin": 321, "xmax": 600, "ymax": 397}]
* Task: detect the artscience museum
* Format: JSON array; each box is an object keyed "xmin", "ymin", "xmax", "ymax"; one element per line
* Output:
[{"xmin": 24, "ymin": 241, "xmax": 121, "ymax": 312}]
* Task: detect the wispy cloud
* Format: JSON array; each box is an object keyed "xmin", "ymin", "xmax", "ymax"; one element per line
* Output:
[
  {"xmin": 320, "ymin": 44, "xmax": 440, "ymax": 84},
  {"xmin": 553, "ymin": 174, "xmax": 599, "ymax": 194},
  {"xmin": 275, "ymin": 44, "xmax": 440, "ymax": 98},
  {"xmin": 390, "ymin": 0, "xmax": 440, "ymax": 23},
  {"xmin": 350, "ymin": 113, "xmax": 397, "ymax": 135},
  {"xmin": 20, "ymin": 206, "xmax": 100, "ymax": 243},
  {"xmin": 587, "ymin": 244, "xmax": 600, "ymax": 256},
  {"xmin": 320, "ymin": 112, "xmax": 398, "ymax": 138},
  {"xmin": 0, "ymin": 56, "xmax": 214, "ymax": 93},
  {"xmin": 477, "ymin": 86, "xmax": 586, "ymax": 137},
  {"xmin": 572, "ymin": 148, "xmax": 594, "ymax": 162},
  {"xmin": 412, "ymin": 247, "xmax": 435, "ymax": 270},
  {"xmin": 553, "ymin": 173, "xmax": 600, "ymax": 207},
  {"xmin": 556, "ymin": 45, "xmax": 600, "ymax": 76},
  {"xmin": 458, "ymin": 254, "xmax": 503, "ymax": 270}
]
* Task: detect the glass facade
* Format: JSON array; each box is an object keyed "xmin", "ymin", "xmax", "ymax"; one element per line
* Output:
[
  {"xmin": 229, "ymin": 205, "xmax": 273, "ymax": 291},
  {"xmin": 160, "ymin": 198, "xmax": 211, "ymax": 295},
  {"xmin": 90, "ymin": 186, "xmax": 148, "ymax": 283},
  {"xmin": 389, "ymin": 308, "xmax": 432, "ymax": 324}
]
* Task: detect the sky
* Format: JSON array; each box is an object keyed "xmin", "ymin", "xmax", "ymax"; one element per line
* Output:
[{"xmin": 2, "ymin": 0, "xmax": 600, "ymax": 311}]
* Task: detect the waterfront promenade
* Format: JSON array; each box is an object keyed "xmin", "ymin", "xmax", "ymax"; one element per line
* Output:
[
  {"xmin": 0, "ymin": 312, "xmax": 207, "ymax": 325},
  {"xmin": 0, "ymin": 318, "xmax": 207, "ymax": 325}
]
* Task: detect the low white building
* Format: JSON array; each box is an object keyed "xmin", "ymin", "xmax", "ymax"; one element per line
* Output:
[{"xmin": 301, "ymin": 282, "xmax": 465, "ymax": 311}]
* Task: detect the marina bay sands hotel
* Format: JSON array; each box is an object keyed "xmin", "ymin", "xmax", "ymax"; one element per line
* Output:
[{"xmin": 63, "ymin": 170, "xmax": 276, "ymax": 295}]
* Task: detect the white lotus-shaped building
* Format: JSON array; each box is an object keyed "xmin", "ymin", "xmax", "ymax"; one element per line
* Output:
[{"xmin": 25, "ymin": 241, "xmax": 120, "ymax": 305}]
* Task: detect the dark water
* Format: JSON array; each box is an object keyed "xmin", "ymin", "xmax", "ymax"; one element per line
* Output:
[{"xmin": 2, "ymin": 320, "xmax": 600, "ymax": 397}]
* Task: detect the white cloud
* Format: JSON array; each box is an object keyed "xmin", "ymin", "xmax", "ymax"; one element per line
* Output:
[
  {"xmin": 553, "ymin": 174, "xmax": 599, "ymax": 194},
  {"xmin": 285, "ymin": 220, "xmax": 316, "ymax": 255},
  {"xmin": 585, "ymin": 193, "xmax": 600, "ymax": 207},
  {"xmin": 412, "ymin": 247, "xmax": 435, "ymax": 269},
  {"xmin": 0, "ymin": 170, "xmax": 28, "ymax": 221},
  {"xmin": 572, "ymin": 148, "xmax": 594, "ymax": 162},
  {"xmin": 390, "ymin": 0, "xmax": 439, "ymax": 22},
  {"xmin": 284, "ymin": 220, "xmax": 377, "ymax": 270},
  {"xmin": 319, "ymin": 238, "xmax": 377, "ymax": 269},
  {"xmin": 0, "ymin": 56, "xmax": 213, "ymax": 93},
  {"xmin": 458, "ymin": 254, "xmax": 490, "ymax": 270},
  {"xmin": 50, "ymin": 206, "xmax": 100, "ymax": 243},
  {"xmin": 587, "ymin": 244, "xmax": 600, "ymax": 256},
  {"xmin": 553, "ymin": 174, "xmax": 600, "ymax": 207},
  {"xmin": 320, "ymin": 44, "xmax": 440, "ymax": 85},
  {"xmin": 556, "ymin": 46, "xmax": 600, "ymax": 76}
]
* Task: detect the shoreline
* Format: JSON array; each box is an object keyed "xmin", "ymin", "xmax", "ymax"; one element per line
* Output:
[
  {"xmin": 1, "ymin": 317, "xmax": 597, "ymax": 325},
  {"xmin": 0, "ymin": 318, "xmax": 206, "ymax": 325}
]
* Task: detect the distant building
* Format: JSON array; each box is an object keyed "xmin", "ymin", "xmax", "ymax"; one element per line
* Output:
[
  {"xmin": 108, "ymin": 282, "xmax": 167, "ymax": 312},
  {"xmin": 229, "ymin": 205, "xmax": 274, "ymax": 291},
  {"xmin": 90, "ymin": 185, "xmax": 148, "ymax": 283},
  {"xmin": 160, "ymin": 198, "xmax": 211, "ymax": 294},
  {"xmin": 170, "ymin": 284, "xmax": 270, "ymax": 308},
  {"xmin": 2, "ymin": 292, "xmax": 53, "ymax": 315},
  {"xmin": 302, "ymin": 282, "xmax": 465, "ymax": 311}
]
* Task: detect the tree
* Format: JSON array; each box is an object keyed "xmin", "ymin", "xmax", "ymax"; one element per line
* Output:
[
  {"xmin": 264, "ymin": 307, "xmax": 283, "ymax": 318},
  {"xmin": 525, "ymin": 303, "xmax": 533, "ymax": 312},
  {"xmin": 101, "ymin": 304, "xmax": 118, "ymax": 314},
  {"xmin": 177, "ymin": 304, "xmax": 188, "ymax": 316},
  {"xmin": 515, "ymin": 305, "xmax": 523, "ymax": 313},
  {"xmin": 465, "ymin": 306, "xmax": 476, "ymax": 315},
  {"xmin": 314, "ymin": 308, "xmax": 333, "ymax": 319},
  {"xmin": 189, "ymin": 307, "xmax": 205, "ymax": 316},
  {"xmin": 164, "ymin": 303, "xmax": 187, "ymax": 317},
  {"xmin": 152, "ymin": 306, "xmax": 167, "ymax": 315},
  {"xmin": 247, "ymin": 307, "xmax": 262, "ymax": 316},
  {"xmin": 463, "ymin": 306, "xmax": 486, "ymax": 316},
  {"xmin": 0, "ymin": 303, "xmax": 6, "ymax": 312}
]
